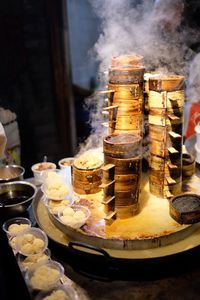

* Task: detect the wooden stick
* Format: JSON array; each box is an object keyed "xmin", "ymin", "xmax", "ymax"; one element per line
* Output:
[
  {"xmin": 98, "ymin": 90, "xmax": 115, "ymax": 95},
  {"xmin": 166, "ymin": 176, "xmax": 176, "ymax": 184},
  {"xmin": 104, "ymin": 210, "xmax": 116, "ymax": 220},
  {"xmin": 103, "ymin": 105, "xmax": 118, "ymax": 111},
  {"xmin": 102, "ymin": 195, "xmax": 115, "ymax": 205},
  {"xmin": 99, "ymin": 180, "xmax": 115, "ymax": 189},
  {"xmin": 168, "ymin": 114, "xmax": 180, "ymax": 120},
  {"xmin": 167, "ymin": 162, "xmax": 178, "ymax": 169},
  {"xmin": 101, "ymin": 164, "xmax": 115, "ymax": 171},
  {"xmin": 169, "ymin": 131, "xmax": 182, "ymax": 138},
  {"xmin": 168, "ymin": 147, "xmax": 179, "ymax": 154}
]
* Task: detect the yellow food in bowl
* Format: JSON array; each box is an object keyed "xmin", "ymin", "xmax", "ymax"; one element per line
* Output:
[{"xmin": 30, "ymin": 265, "xmax": 61, "ymax": 291}]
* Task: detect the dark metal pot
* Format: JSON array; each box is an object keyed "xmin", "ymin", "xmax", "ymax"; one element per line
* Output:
[
  {"xmin": 0, "ymin": 181, "xmax": 37, "ymax": 217},
  {"xmin": 0, "ymin": 165, "xmax": 25, "ymax": 183}
]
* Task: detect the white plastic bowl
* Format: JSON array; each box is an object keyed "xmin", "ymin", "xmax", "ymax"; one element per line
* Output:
[
  {"xmin": 17, "ymin": 248, "xmax": 51, "ymax": 272},
  {"xmin": 2, "ymin": 217, "xmax": 32, "ymax": 238},
  {"xmin": 31, "ymin": 162, "xmax": 56, "ymax": 182},
  {"xmin": 35, "ymin": 285, "xmax": 78, "ymax": 300},
  {"xmin": 58, "ymin": 204, "xmax": 91, "ymax": 229},
  {"xmin": 16, "ymin": 227, "xmax": 48, "ymax": 256},
  {"xmin": 25, "ymin": 260, "xmax": 64, "ymax": 291},
  {"xmin": 41, "ymin": 170, "xmax": 73, "ymax": 201}
]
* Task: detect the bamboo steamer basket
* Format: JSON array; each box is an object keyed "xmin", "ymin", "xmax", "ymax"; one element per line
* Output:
[
  {"xmin": 149, "ymin": 170, "xmax": 181, "ymax": 185},
  {"xmin": 109, "ymin": 67, "xmax": 145, "ymax": 85},
  {"xmin": 108, "ymin": 98, "xmax": 143, "ymax": 109},
  {"xmin": 149, "ymin": 107, "xmax": 183, "ymax": 118},
  {"xmin": 115, "ymin": 203, "xmax": 139, "ymax": 219},
  {"xmin": 108, "ymin": 84, "xmax": 143, "ymax": 100},
  {"xmin": 149, "ymin": 124, "xmax": 183, "ymax": 142},
  {"xmin": 148, "ymin": 114, "xmax": 183, "ymax": 127},
  {"xmin": 149, "ymin": 180, "xmax": 182, "ymax": 198},
  {"xmin": 108, "ymin": 128, "xmax": 142, "ymax": 136},
  {"xmin": 73, "ymin": 180, "xmax": 102, "ymax": 194},
  {"xmin": 149, "ymin": 139, "xmax": 182, "ymax": 157},
  {"xmin": 149, "ymin": 154, "xmax": 182, "ymax": 178},
  {"xmin": 109, "ymin": 104, "xmax": 143, "ymax": 117},
  {"xmin": 72, "ymin": 165, "xmax": 103, "ymax": 194},
  {"xmin": 73, "ymin": 166, "xmax": 102, "ymax": 183},
  {"xmin": 103, "ymin": 133, "xmax": 142, "ymax": 159},
  {"xmin": 182, "ymin": 153, "xmax": 195, "ymax": 178},
  {"xmin": 109, "ymin": 114, "xmax": 143, "ymax": 131},
  {"xmin": 115, "ymin": 189, "xmax": 139, "ymax": 206},
  {"xmin": 104, "ymin": 155, "xmax": 142, "ymax": 175},
  {"xmin": 149, "ymin": 75, "xmax": 185, "ymax": 92},
  {"xmin": 109, "ymin": 54, "xmax": 145, "ymax": 85},
  {"xmin": 148, "ymin": 90, "xmax": 184, "ymax": 108},
  {"xmin": 164, "ymin": 181, "xmax": 182, "ymax": 196},
  {"xmin": 114, "ymin": 174, "xmax": 139, "ymax": 191}
]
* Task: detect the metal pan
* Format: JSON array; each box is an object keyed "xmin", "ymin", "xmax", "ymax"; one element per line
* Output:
[{"xmin": 32, "ymin": 189, "xmax": 200, "ymax": 280}]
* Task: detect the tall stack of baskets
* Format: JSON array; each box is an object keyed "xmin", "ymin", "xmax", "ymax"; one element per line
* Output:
[
  {"xmin": 101, "ymin": 55, "xmax": 145, "ymax": 220},
  {"xmin": 148, "ymin": 75, "xmax": 185, "ymax": 198},
  {"xmin": 107, "ymin": 55, "xmax": 145, "ymax": 137}
]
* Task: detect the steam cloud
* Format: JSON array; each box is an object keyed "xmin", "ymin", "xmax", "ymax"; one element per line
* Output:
[{"xmin": 77, "ymin": 0, "xmax": 200, "ymax": 154}]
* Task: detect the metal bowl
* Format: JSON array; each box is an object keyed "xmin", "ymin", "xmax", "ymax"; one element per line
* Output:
[
  {"xmin": 0, "ymin": 181, "xmax": 37, "ymax": 217},
  {"xmin": 0, "ymin": 165, "xmax": 25, "ymax": 183}
]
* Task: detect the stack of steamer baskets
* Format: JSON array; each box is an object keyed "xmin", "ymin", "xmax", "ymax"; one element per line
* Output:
[
  {"xmin": 101, "ymin": 55, "xmax": 145, "ymax": 222},
  {"xmin": 148, "ymin": 75, "xmax": 185, "ymax": 198},
  {"xmin": 72, "ymin": 154, "xmax": 103, "ymax": 195}
]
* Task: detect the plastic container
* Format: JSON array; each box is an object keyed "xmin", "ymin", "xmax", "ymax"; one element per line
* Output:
[
  {"xmin": 35, "ymin": 285, "xmax": 78, "ymax": 300},
  {"xmin": 17, "ymin": 248, "xmax": 51, "ymax": 272},
  {"xmin": 58, "ymin": 205, "xmax": 91, "ymax": 229},
  {"xmin": 31, "ymin": 162, "xmax": 57, "ymax": 183},
  {"xmin": 58, "ymin": 157, "xmax": 74, "ymax": 184},
  {"xmin": 2, "ymin": 217, "xmax": 32, "ymax": 238},
  {"xmin": 45, "ymin": 197, "xmax": 75, "ymax": 215},
  {"xmin": 16, "ymin": 227, "xmax": 48, "ymax": 256},
  {"xmin": 25, "ymin": 260, "xmax": 64, "ymax": 291},
  {"xmin": 41, "ymin": 170, "xmax": 73, "ymax": 201},
  {"xmin": 0, "ymin": 165, "xmax": 25, "ymax": 183},
  {"xmin": 8, "ymin": 235, "xmax": 18, "ymax": 255}
]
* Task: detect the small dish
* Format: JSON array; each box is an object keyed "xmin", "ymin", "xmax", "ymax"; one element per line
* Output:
[
  {"xmin": 25, "ymin": 260, "xmax": 64, "ymax": 291},
  {"xmin": 2, "ymin": 217, "xmax": 32, "ymax": 238},
  {"xmin": 16, "ymin": 227, "xmax": 48, "ymax": 256},
  {"xmin": 35, "ymin": 285, "xmax": 78, "ymax": 300},
  {"xmin": 41, "ymin": 170, "xmax": 72, "ymax": 201},
  {"xmin": 8, "ymin": 235, "xmax": 18, "ymax": 255},
  {"xmin": 58, "ymin": 157, "xmax": 74, "ymax": 169},
  {"xmin": 58, "ymin": 205, "xmax": 91, "ymax": 229},
  {"xmin": 31, "ymin": 162, "xmax": 57, "ymax": 182},
  {"xmin": 17, "ymin": 248, "xmax": 51, "ymax": 272},
  {"xmin": 45, "ymin": 198, "xmax": 73, "ymax": 215}
]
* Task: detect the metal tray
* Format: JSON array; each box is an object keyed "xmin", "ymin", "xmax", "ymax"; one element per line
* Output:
[{"xmin": 32, "ymin": 188, "xmax": 200, "ymax": 280}]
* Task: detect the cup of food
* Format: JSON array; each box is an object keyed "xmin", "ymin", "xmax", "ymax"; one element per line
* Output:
[
  {"xmin": 45, "ymin": 198, "xmax": 74, "ymax": 215},
  {"xmin": 35, "ymin": 285, "xmax": 77, "ymax": 300},
  {"xmin": 58, "ymin": 157, "xmax": 74, "ymax": 184},
  {"xmin": 2, "ymin": 217, "xmax": 32, "ymax": 238},
  {"xmin": 17, "ymin": 248, "xmax": 51, "ymax": 272},
  {"xmin": 41, "ymin": 170, "xmax": 72, "ymax": 201},
  {"xmin": 25, "ymin": 260, "xmax": 64, "ymax": 291},
  {"xmin": 31, "ymin": 162, "xmax": 57, "ymax": 183},
  {"xmin": 58, "ymin": 205, "xmax": 91, "ymax": 229},
  {"xmin": 16, "ymin": 227, "xmax": 48, "ymax": 256}
]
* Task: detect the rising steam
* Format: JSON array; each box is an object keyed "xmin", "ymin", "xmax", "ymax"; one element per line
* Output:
[{"xmin": 77, "ymin": 0, "xmax": 199, "ymax": 154}]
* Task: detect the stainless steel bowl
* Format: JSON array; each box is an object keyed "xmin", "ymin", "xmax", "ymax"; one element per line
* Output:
[
  {"xmin": 0, "ymin": 181, "xmax": 37, "ymax": 217},
  {"xmin": 0, "ymin": 165, "xmax": 25, "ymax": 183}
]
